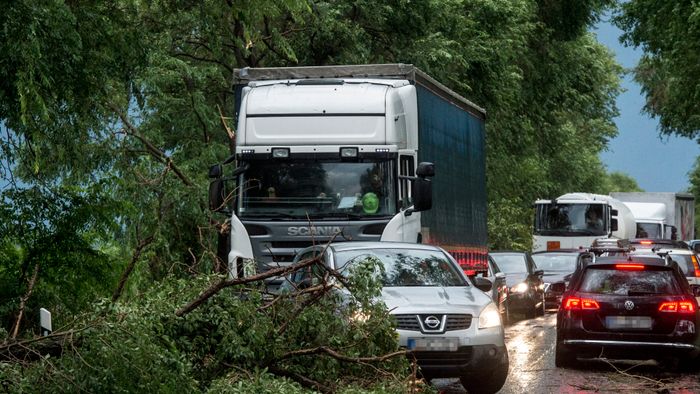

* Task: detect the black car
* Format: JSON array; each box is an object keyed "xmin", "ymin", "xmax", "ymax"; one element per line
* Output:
[
  {"xmin": 532, "ymin": 250, "xmax": 593, "ymax": 309},
  {"xmin": 489, "ymin": 251, "xmax": 545, "ymax": 318},
  {"xmin": 555, "ymin": 255, "xmax": 700, "ymax": 368},
  {"xmin": 471, "ymin": 256, "xmax": 510, "ymax": 324}
]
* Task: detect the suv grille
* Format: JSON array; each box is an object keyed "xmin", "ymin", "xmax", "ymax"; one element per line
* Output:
[{"xmin": 393, "ymin": 314, "xmax": 472, "ymax": 332}]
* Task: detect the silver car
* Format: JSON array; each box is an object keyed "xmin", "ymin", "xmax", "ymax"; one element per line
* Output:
[{"xmin": 287, "ymin": 242, "xmax": 509, "ymax": 393}]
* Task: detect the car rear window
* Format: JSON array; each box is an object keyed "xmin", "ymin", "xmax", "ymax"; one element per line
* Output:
[
  {"xmin": 579, "ymin": 267, "xmax": 680, "ymax": 295},
  {"xmin": 669, "ymin": 254, "xmax": 697, "ymax": 277}
]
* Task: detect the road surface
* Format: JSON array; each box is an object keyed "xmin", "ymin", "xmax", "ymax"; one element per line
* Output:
[{"xmin": 434, "ymin": 312, "xmax": 700, "ymax": 393}]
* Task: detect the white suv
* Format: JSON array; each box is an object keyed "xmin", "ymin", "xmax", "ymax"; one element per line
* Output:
[{"xmin": 287, "ymin": 242, "xmax": 509, "ymax": 394}]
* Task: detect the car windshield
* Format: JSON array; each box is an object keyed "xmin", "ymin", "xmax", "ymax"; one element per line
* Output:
[
  {"xmin": 532, "ymin": 254, "xmax": 578, "ymax": 272},
  {"xmin": 238, "ymin": 159, "xmax": 396, "ymax": 219},
  {"xmin": 579, "ymin": 267, "xmax": 680, "ymax": 295},
  {"xmin": 490, "ymin": 254, "xmax": 528, "ymax": 274},
  {"xmin": 334, "ymin": 248, "xmax": 466, "ymax": 287},
  {"xmin": 669, "ymin": 254, "xmax": 697, "ymax": 277},
  {"xmin": 534, "ymin": 203, "xmax": 607, "ymax": 236}
]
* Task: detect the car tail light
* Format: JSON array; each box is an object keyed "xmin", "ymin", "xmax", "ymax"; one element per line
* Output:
[
  {"xmin": 659, "ymin": 301, "xmax": 696, "ymax": 313},
  {"xmin": 615, "ymin": 264, "xmax": 645, "ymax": 270},
  {"xmin": 563, "ymin": 296, "xmax": 599, "ymax": 310},
  {"xmin": 691, "ymin": 255, "xmax": 700, "ymax": 277}
]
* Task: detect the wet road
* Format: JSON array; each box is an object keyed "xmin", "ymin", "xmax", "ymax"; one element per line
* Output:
[{"xmin": 434, "ymin": 312, "xmax": 700, "ymax": 393}]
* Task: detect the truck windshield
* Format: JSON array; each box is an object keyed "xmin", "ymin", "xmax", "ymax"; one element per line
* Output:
[
  {"xmin": 636, "ymin": 222, "xmax": 662, "ymax": 238},
  {"xmin": 534, "ymin": 203, "xmax": 607, "ymax": 236},
  {"xmin": 238, "ymin": 159, "xmax": 396, "ymax": 219}
]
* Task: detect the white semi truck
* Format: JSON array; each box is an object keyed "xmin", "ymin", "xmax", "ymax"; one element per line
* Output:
[
  {"xmin": 208, "ymin": 64, "xmax": 488, "ymax": 279},
  {"xmin": 610, "ymin": 192, "xmax": 695, "ymax": 240},
  {"xmin": 532, "ymin": 193, "xmax": 636, "ymax": 252}
]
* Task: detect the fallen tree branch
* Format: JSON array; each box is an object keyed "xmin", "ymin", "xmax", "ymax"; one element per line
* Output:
[
  {"xmin": 112, "ymin": 235, "xmax": 155, "ymax": 302},
  {"xmin": 175, "ymin": 255, "xmax": 322, "ymax": 317},
  {"xmin": 279, "ymin": 346, "xmax": 409, "ymax": 363},
  {"xmin": 267, "ymin": 366, "xmax": 331, "ymax": 393},
  {"xmin": 109, "ymin": 103, "xmax": 194, "ymax": 187},
  {"xmin": 10, "ymin": 264, "xmax": 40, "ymax": 339}
]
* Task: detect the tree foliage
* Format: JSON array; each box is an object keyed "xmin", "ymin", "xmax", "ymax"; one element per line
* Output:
[
  {"xmin": 1, "ymin": 0, "xmax": 624, "ymax": 388},
  {"xmin": 615, "ymin": 0, "xmax": 700, "ymax": 139}
]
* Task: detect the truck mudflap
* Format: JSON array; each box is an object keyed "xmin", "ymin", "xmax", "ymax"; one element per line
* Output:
[
  {"xmin": 228, "ymin": 214, "xmax": 255, "ymax": 278},
  {"xmin": 380, "ymin": 210, "xmax": 421, "ymax": 243}
]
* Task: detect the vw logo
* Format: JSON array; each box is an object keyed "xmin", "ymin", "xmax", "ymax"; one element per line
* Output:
[
  {"xmin": 424, "ymin": 316, "xmax": 441, "ymax": 329},
  {"xmin": 624, "ymin": 300, "xmax": 635, "ymax": 310}
]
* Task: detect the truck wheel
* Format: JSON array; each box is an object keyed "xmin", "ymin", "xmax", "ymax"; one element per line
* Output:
[
  {"xmin": 460, "ymin": 351, "xmax": 509, "ymax": 394},
  {"xmin": 555, "ymin": 341, "xmax": 576, "ymax": 368}
]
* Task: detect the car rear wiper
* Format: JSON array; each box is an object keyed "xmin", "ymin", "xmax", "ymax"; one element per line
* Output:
[{"xmin": 627, "ymin": 291, "xmax": 660, "ymax": 296}]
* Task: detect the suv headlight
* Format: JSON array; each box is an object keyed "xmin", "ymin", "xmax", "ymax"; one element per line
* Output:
[
  {"xmin": 478, "ymin": 303, "xmax": 501, "ymax": 329},
  {"xmin": 511, "ymin": 282, "xmax": 528, "ymax": 293}
]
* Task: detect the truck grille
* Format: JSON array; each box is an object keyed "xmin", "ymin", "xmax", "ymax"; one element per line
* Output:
[{"xmin": 393, "ymin": 314, "xmax": 472, "ymax": 332}]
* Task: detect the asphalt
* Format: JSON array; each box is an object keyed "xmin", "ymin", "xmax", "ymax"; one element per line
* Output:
[{"xmin": 433, "ymin": 311, "xmax": 700, "ymax": 393}]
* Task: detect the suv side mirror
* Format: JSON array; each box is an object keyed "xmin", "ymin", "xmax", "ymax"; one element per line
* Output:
[
  {"xmin": 473, "ymin": 277, "xmax": 493, "ymax": 292},
  {"xmin": 691, "ymin": 285, "xmax": 700, "ymax": 297}
]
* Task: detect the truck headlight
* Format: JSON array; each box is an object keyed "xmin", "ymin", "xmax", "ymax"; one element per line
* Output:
[
  {"xmin": 511, "ymin": 282, "xmax": 528, "ymax": 293},
  {"xmin": 478, "ymin": 303, "xmax": 501, "ymax": 329}
]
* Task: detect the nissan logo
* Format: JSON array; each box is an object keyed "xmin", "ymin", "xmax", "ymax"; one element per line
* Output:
[
  {"xmin": 624, "ymin": 300, "xmax": 635, "ymax": 310},
  {"xmin": 424, "ymin": 316, "xmax": 441, "ymax": 329}
]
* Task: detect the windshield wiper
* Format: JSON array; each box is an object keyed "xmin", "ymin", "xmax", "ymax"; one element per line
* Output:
[{"xmin": 240, "ymin": 212, "xmax": 298, "ymax": 220}]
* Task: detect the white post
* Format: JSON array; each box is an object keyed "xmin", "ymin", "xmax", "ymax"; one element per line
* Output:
[{"xmin": 39, "ymin": 308, "xmax": 52, "ymax": 336}]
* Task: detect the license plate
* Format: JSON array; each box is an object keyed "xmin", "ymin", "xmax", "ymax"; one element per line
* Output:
[
  {"xmin": 407, "ymin": 337, "xmax": 459, "ymax": 351},
  {"xmin": 605, "ymin": 316, "xmax": 652, "ymax": 329}
]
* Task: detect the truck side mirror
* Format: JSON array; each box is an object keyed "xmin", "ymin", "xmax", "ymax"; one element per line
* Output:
[
  {"xmin": 416, "ymin": 162, "xmax": 435, "ymax": 177},
  {"xmin": 611, "ymin": 218, "xmax": 618, "ymax": 232},
  {"xmin": 209, "ymin": 164, "xmax": 223, "ymax": 178},
  {"xmin": 412, "ymin": 178, "xmax": 432, "ymax": 212},
  {"xmin": 209, "ymin": 179, "xmax": 226, "ymax": 212},
  {"xmin": 611, "ymin": 209, "xmax": 618, "ymax": 216}
]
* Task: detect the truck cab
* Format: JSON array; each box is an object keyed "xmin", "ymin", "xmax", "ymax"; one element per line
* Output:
[
  {"xmin": 208, "ymin": 65, "xmax": 488, "ymax": 280},
  {"xmin": 533, "ymin": 193, "xmax": 636, "ymax": 252}
]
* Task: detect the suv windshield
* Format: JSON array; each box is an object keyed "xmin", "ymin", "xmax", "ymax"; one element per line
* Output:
[
  {"xmin": 532, "ymin": 254, "xmax": 578, "ymax": 272},
  {"xmin": 238, "ymin": 160, "xmax": 395, "ymax": 219},
  {"xmin": 534, "ymin": 203, "xmax": 607, "ymax": 236},
  {"xmin": 334, "ymin": 248, "xmax": 466, "ymax": 287},
  {"xmin": 579, "ymin": 267, "xmax": 680, "ymax": 295}
]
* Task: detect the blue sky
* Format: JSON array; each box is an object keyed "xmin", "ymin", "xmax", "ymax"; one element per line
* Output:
[{"xmin": 593, "ymin": 18, "xmax": 699, "ymax": 192}]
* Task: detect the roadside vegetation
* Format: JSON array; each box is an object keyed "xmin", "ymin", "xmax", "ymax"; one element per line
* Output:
[{"xmin": 0, "ymin": 0, "xmax": 663, "ymax": 391}]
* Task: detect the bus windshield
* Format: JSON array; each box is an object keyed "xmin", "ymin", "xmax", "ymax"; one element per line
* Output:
[{"xmin": 238, "ymin": 159, "xmax": 396, "ymax": 220}]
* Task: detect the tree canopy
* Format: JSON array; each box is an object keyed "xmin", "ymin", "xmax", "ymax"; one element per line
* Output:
[
  {"xmin": 1, "ymin": 0, "xmax": 625, "ymax": 389},
  {"xmin": 615, "ymin": 0, "xmax": 700, "ymax": 139}
]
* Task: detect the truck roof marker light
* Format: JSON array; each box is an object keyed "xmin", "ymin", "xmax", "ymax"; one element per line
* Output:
[
  {"xmin": 271, "ymin": 148, "xmax": 290, "ymax": 158},
  {"xmin": 241, "ymin": 149, "xmax": 255, "ymax": 154},
  {"xmin": 339, "ymin": 147, "xmax": 358, "ymax": 158},
  {"xmin": 375, "ymin": 148, "xmax": 390, "ymax": 153}
]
